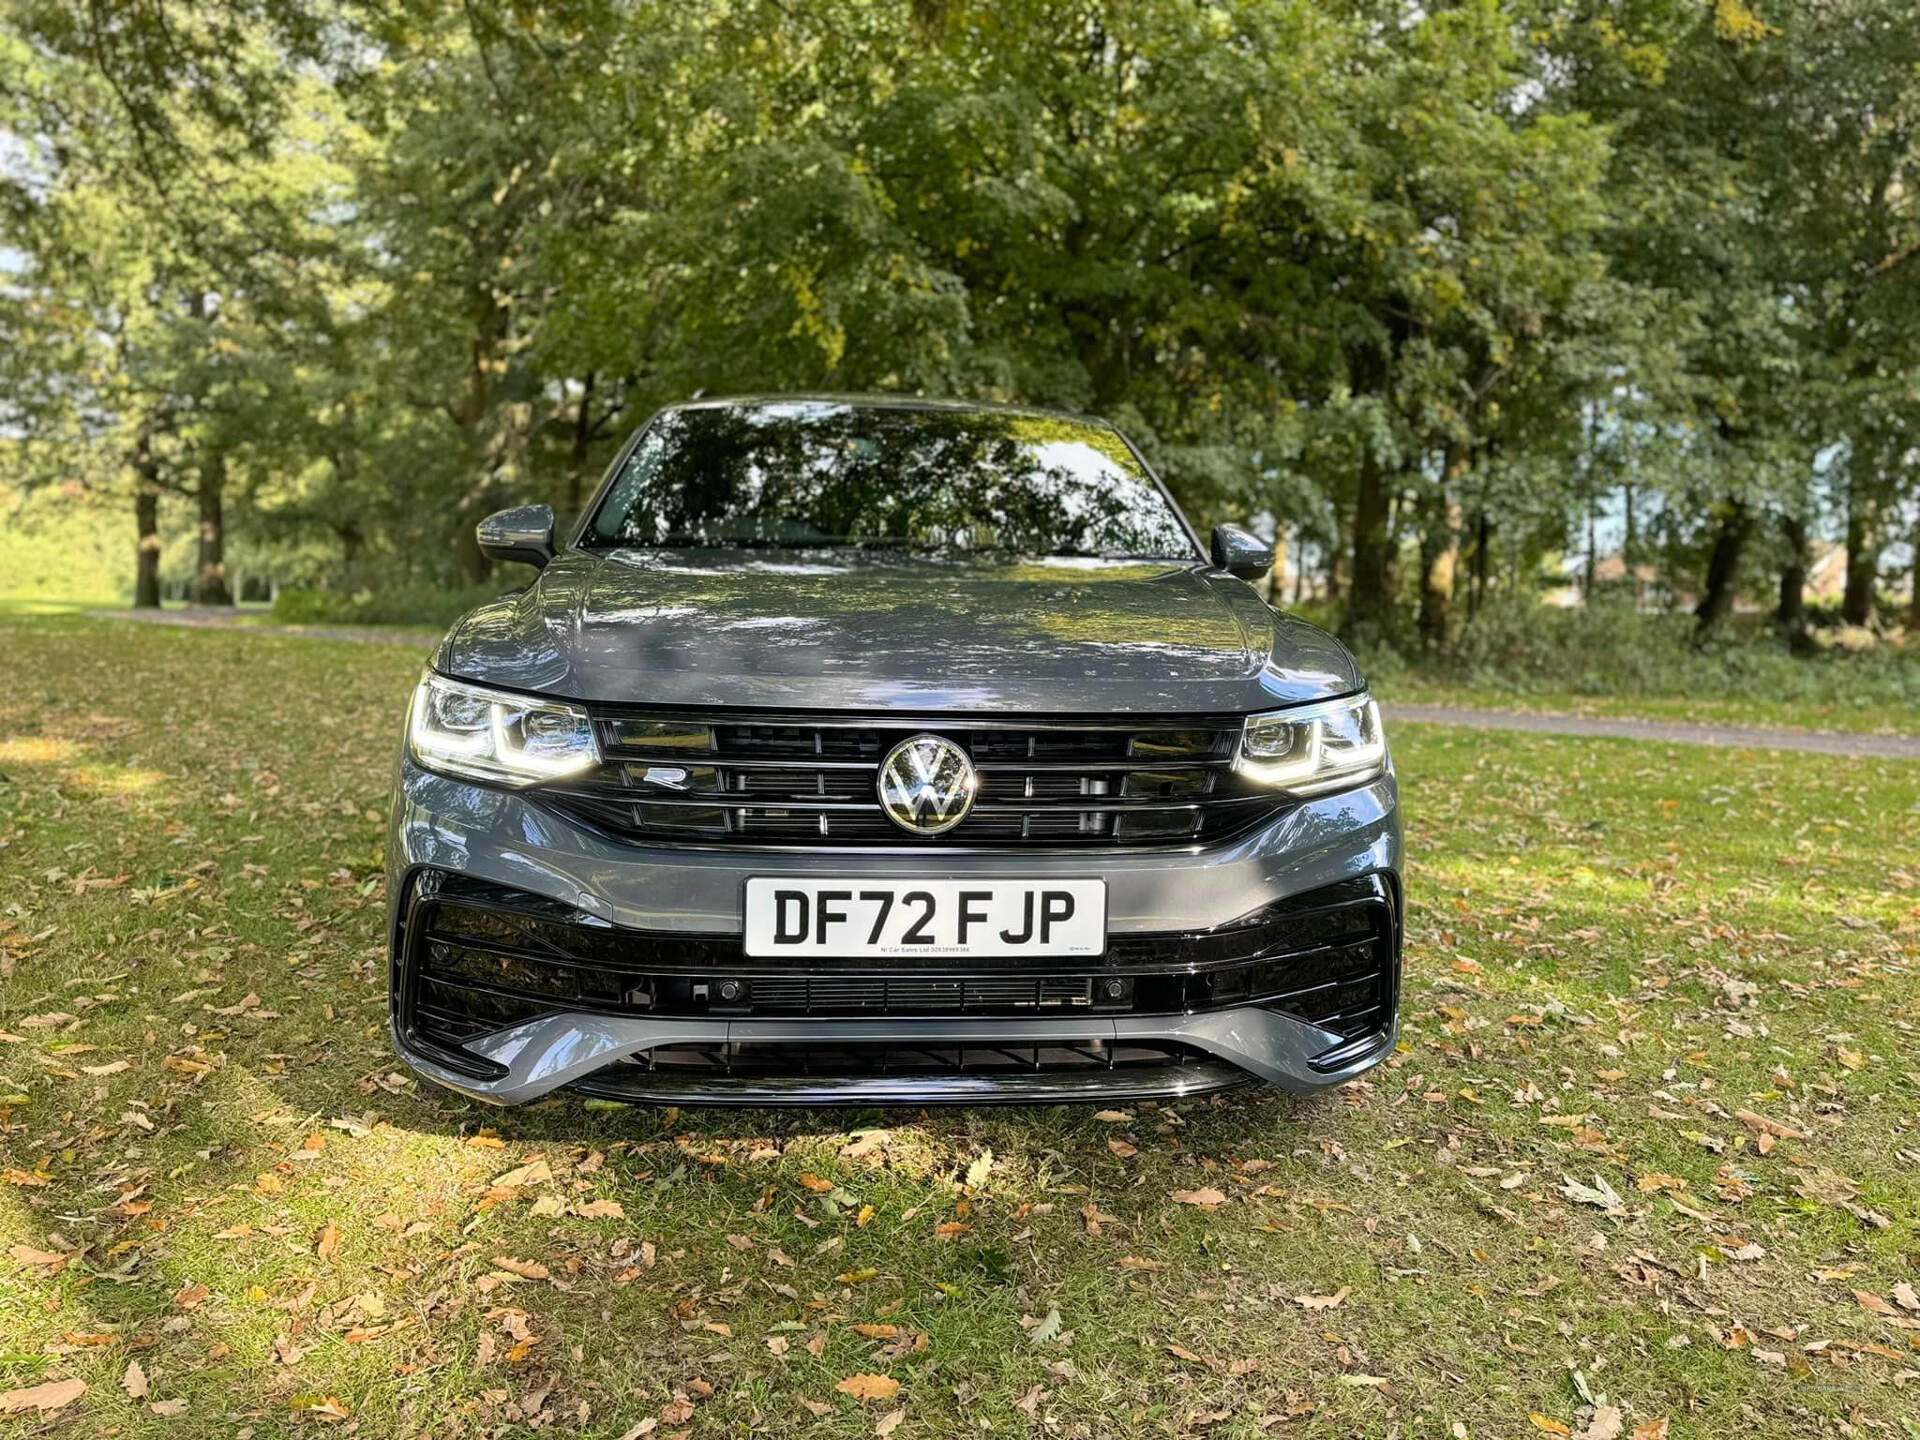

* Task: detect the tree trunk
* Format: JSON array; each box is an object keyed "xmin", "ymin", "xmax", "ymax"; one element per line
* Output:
[
  {"xmin": 194, "ymin": 448, "xmax": 233, "ymax": 605},
  {"xmin": 1908, "ymin": 512, "xmax": 1920, "ymax": 634},
  {"xmin": 1693, "ymin": 497, "xmax": 1753, "ymax": 634},
  {"xmin": 1344, "ymin": 450, "xmax": 1392, "ymax": 636},
  {"xmin": 1418, "ymin": 453, "xmax": 1464, "ymax": 648},
  {"xmin": 1467, "ymin": 509, "xmax": 1491, "ymax": 619},
  {"xmin": 1841, "ymin": 474, "xmax": 1878, "ymax": 627},
  {"xmin": 133, "ymin": 425, "xmax": 162, "ymax": 609},
  {"xmin": 1583, "ymin": 482, "xmax": 1598, "ymax": 601},
  {"xmin": 1774, "ymin": 512, "xmax": 1809, "ymax": 635},
  {"xmin": 1266, "ymin": 524, "xmax": 1288, "ymax": 605},
  {"xmin": 134, "ymin": 489, "xmax": 162, "ymax": 609},
  {"xmin": 567, "ymin": 371, "xmax": 597, "ymax": 519}
]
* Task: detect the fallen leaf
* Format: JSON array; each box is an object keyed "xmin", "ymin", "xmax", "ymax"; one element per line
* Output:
[
  {"xmin": 316, "ymin": 1223, "xmax": 341, "ymax": 1262},
  {"xmin": 1027, "ymin": 1307, "xmax": 1063, "ymax": 1346},
  {"xmin": 1529, "ymin": 1416, "xmax": 1572, "ymax": 1437},
  {"xmin": 149, "ymin": 1397, "xmax": 189, "ymax": 1417},
  {"xmin": 875, "ymin": 1408, "xmax": 905, "ymax": 1436},
  {"xmin": 1107, "ymin": 1138, "xmax": 1138, "ymax": 1159},
  {"xmin": 798, "ymin": 1174, "xmax": 835, "ymax": 1193},
  {"xmin": 1293, "ymin": 1286, "xmax": 1350, "ymax": 1311},
  {"xmin": 0, "ymin": 1378, "xmax": 86, "ymax": 1415},
  {"xmin": 1558, "ymin": 1174, "xmax": 1624, "ymax": 1211},
  {"xmin": 490, "ymin": 1257, "xmax": 550, "ymax": 1280},
  {"xmin": 1169, "ymin": 1188, "xmax": 1226, "ymax": 1208},
  {"xmin": 1574, "ymin": 1405, "xmax": 1623, "ymax": 1440},
  {"xmin": 1854, "ymin": 1289, "xmax": 1899, "ymax": 1317},
  {"xmin": 123, "ymin": 1359, "xmax": 148, "ymax": 1399},
  {"xmin": 835, "ymin": 1374, "xmax": 900, "ymax": 1402}
]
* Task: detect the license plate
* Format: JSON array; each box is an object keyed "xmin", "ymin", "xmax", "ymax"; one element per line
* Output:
[{"xmin": 743, "ymin": 878, "xmax": 1107, "ymax": 958}]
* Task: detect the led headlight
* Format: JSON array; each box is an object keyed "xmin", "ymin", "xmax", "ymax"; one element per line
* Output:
[
  {"xmin": 1236, "ymin": 692, "xmax": 1387, "ymax": 795},
  {"xmin": 407, "ymin": 672, "xmax": 600, "ymax": 786}
]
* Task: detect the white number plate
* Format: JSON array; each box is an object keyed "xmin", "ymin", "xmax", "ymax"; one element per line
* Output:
[{"xmin": 743, "ymin": 878, "xmax": 1107, "ymax": 958}]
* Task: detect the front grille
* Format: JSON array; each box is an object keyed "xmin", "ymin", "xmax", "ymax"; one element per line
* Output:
[
  {"xmin": 532, "ymin": 709, "xmax": 1287, "ymax": 848},
  {"xmin": 393, "ymin": 872, "xmax": 1400, "ymax": 1070}
]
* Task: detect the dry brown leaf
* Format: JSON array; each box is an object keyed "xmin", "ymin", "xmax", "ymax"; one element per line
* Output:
[
  {"xmin": 491, "ymin": 1159, "xmax": 552, "ymax": 1190},
  {"xmin": 315, "ymin": 1223, "xmax": 341, "ymax": 1262},
  {"xmin": 1631, "ymin": 1421, "xmax": 1669, "ymax": 1440},
  {"xmin": 1854, "ymin": 1289, "xmax": 1899, "ymax": 1317},
  {"xmin": 1117, "ymin": 1256, "xmax": 1168, "ymax": 1272},
  {"xmin": 3, "ymin": 1168, "xmax": 49, "ymax": 1186},
  {"xmin": 149, "ymin": 1397, "xmax": 189, "ymax": 1417},
  {"xmin": 1734, "ymin": 1109, "xmax": 1808, "ymax": 1140},
  {"xmin": 0, "ymin": 1378, "xmax": 86, "ymax": 1415},
  {"xmin": 1529, "ymin": 1417, "xmax": 1571, "ymax": 1437},
  {"xmin": 798, "ymin": 1173, "xmax": 835, "ymax": 1192},
  {"xmin": 852, "ymin": 1324, "xmax": 899, "ymax": 1338},
  {"xmin": 1107, "ymin": 1138, "xmax": 1138, "ymax": 1158},
  {"xmin": 490, "ymin": 1257, "xmax": 551, "ymax": 1280},
  {"xmin": 122, "ymin": 1359, "xmax": 149, "ymax": 1399},
  {"xmin": 1293, "ymin": 1286, "xmax": 1350, "ymax": 1311},
  {"xmin": 1169, "ymin": 1188, "xmax": 1226, "ymax": 1208},
  {"xmin": 835, "ymin": 1373, "xmax": 901, "ymax": 1402},
  {"xmin": 875, "ymin": 1408, "xmax": 905, "ymax": 1437}
]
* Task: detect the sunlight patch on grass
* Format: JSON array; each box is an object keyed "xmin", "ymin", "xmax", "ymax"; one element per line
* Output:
[{"xmin": 0, "ymin": 736, "xmax": 84, "ymax": 766}]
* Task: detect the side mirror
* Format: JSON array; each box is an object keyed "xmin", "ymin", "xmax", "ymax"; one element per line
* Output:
[
  {"xmin": 477, "ymin": 504, "xmax": 555, "ymax": 570},
  {"xmin": 1210, "ymin": 523, "xmax": 1275, "ymax": 582}
]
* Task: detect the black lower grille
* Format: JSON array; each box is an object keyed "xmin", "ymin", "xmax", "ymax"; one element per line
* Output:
[
  {"xmin": 393, "ymin": 871, "xmax": 1401, "ymax": 1070},
  {"xmin": 533, "ymin": 708, "xmax": 1290, "ymax": 849},
  {"xmin": 616, "ymin": 1038, "xmax": 1204, "ymax": 1078}
]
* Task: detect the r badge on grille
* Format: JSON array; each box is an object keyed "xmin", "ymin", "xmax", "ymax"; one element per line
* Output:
[{"xmin": 876, "ymin": 733, "xmax": 978, "ymax": 836}]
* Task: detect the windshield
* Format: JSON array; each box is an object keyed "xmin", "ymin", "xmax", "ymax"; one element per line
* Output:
[{"xmin": 584, "ymin": 402, "xmax": 1198, "ymax": 560}]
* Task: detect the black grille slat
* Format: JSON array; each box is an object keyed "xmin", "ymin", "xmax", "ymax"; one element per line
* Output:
[
  {"xmin": 400, "ymin": 875, "xmax": 1400, "ymax": 1064},
  {"xmin": 540, "ymin": 708, "xmax": 1281, "ymax": 849}
]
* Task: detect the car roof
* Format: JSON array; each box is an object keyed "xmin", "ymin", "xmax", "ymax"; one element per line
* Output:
[{"xmin": 657, "ymin": 392, "xmax": 1113, "ymax": 426}]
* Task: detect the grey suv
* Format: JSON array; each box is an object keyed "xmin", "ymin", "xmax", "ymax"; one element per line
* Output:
[{"xmin": 387, "ymin": 396, "xmax": 1401, "ymax": 1105}]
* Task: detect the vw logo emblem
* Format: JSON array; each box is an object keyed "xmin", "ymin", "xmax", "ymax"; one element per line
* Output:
[{"xmin": 877, "ymin": 733, "xmax": 977, "ymax": 836}]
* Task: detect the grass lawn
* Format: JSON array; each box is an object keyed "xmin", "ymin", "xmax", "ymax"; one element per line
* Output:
[
  {"xmin": 1375, "ymin": 678, "xmax": 1920, "ymax": 740},
  {"xmin": 2, "ymin": 612, "xmax": 1917, "ymax": 1439}
]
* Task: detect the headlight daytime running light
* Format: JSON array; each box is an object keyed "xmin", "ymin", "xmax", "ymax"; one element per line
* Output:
[
  {"xmin": 1236, "ymin": 692, "xmax": 1387, "ymax": 795},
  {"xmin": 407, "ymin": 672, "xmax": 600, "ymax": 786}
]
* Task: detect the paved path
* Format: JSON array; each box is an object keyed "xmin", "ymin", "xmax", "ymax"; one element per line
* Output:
[
  {"xmin": 1387, "ymin": 704, "xmax": 1920, "ymax": 760},
  {"xmin": 81, "ymin": 609, "xmax": 1920, "ymax": 759}
]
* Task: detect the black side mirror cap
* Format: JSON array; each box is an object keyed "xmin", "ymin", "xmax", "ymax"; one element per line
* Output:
[
  {"xmin": 477, "ymin": 504, "xmax": 556, "ymax": 570},
  {"xmin": 1210, "ymin": 523, "xmax": 1275, "ymax": 582}
]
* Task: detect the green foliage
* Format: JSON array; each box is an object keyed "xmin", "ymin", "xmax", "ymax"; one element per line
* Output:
[
  {"xmin": 1363, "ymin": 596, "xmax": 1920, "ymax": 715},
  {"xmin": 0, "ymin": 0, "xmax": 1915, "ymax": 642}
]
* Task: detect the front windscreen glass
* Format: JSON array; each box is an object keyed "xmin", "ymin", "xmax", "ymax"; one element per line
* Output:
[{"xmin": 584, "ymin": 402, "xmax": 1197, "ymax": 560}]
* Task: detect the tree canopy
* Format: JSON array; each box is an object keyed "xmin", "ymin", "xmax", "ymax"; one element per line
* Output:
[{"xmin": 2, "ymin": 0, "xmax": 1916, "ymax": 639}]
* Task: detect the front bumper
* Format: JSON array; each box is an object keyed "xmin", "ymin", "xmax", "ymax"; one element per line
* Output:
[{"xmin": 386, "ymin": 758, "xmax": 1402, "ymax": 1106}]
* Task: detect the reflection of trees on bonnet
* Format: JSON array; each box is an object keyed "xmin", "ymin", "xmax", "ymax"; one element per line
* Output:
[{"xmin": 589, "ymin": 403, "xmax": 1194, "ymax": 559}]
